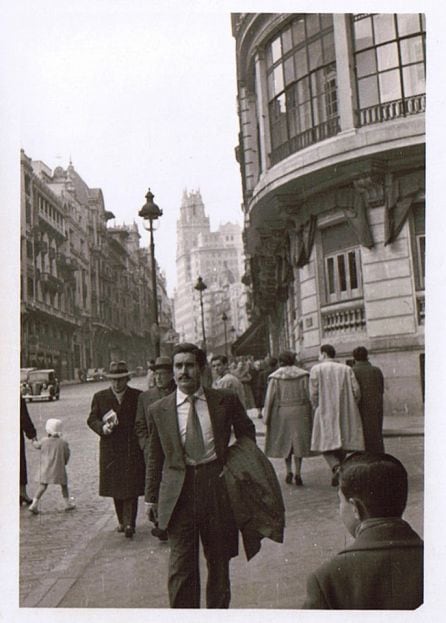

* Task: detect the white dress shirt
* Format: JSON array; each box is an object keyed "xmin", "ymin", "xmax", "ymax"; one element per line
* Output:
[{"xmin": 176, "ymin": 387, "xmax": 217, "ymax": 465}]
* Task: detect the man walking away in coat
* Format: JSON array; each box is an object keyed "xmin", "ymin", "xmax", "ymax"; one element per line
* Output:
[
  {"xmin": 352, "ymin": 346, "xmax": 385, "ymax": 453},
  {"xmin": 302, "ymin": 452, "xmax": 423, "ymax": 609},
  {"xmin": 310, "ymin": 344, "xmax": 364, "ymax": 485},
  {"xmin": 145, "ymin": 342, "xmax": 256, "ymax": 608},
  {"xmin": 211, "ymin": 354, "xmax": 246, "ymax": 408}
]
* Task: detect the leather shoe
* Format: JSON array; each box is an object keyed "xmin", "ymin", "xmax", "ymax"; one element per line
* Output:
[
  {"xmin": 124, "ymin": 525, "xmax": 135, "ymax": 538},
  {"xmin": 285, "ymin": 472, "xmax": 293, "ymax": 484},
  {"xmin": 294, "ymin": 475, "xmax": 303, "ymax": 486},
  {"xmin": 20, "ymin": 495, "xmax": 33, "ymax": 506}
]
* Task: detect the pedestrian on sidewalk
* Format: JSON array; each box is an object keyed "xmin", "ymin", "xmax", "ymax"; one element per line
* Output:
[
  {"xmin": 20, "ymin": 396, "xmax": 37, "ymax": 506},
  {"xmin": 211, "ymin": 354, "xmax": 246, "ymax": 408},
  {"xmin": 263, "ymin": 351, "xmax": 312, "ymax": 486},
  {"xmin": 309, "ymin": 344, "xmax": 364, "ymax": 486},
  {"xmin": 135, "ymin": 355, "xmax": 176, "ymax": 542},
  {"xmin": 256, "ymin": 356, "xmax": 278, "ymax": 419},
  {"xmin": 28, "ymin": 418, "xmax": 75, "ymax": 514},
  {"xmin": 352, "ymin": 346, "xmax": 385, "ymax": 453},
  {"xmin": 145, "ymin": 342, "xmax": 256, "ymax": 608},
  {"xmin": 302, "ymin": 452, "xmax": 423, "ymax": 609},
  {"xmin": 87, "ymin": 361, "xmax": 145, "ymax": 539}
]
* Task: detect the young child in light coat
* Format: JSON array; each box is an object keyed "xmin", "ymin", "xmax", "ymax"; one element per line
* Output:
[{"xmin": 29, "ymin": 418, "xmax": 75, "ymax": 514}]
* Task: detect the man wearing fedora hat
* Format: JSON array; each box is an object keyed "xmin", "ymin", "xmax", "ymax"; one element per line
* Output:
[
  {"xmin": 87, "ymin": 361, "xmax": 145, "ymax": 538},
  {"xmin": 135, "ymin": 356, "xmax": 176, "ymax": 542}
]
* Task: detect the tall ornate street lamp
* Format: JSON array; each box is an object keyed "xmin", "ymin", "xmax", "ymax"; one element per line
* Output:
[
  {"xmin": 221, "ymin": 312, "xmax": 228, "ymax": 359},
  {"xmin": 194, "ymin": 276, "xmax": 207, "ymax": 352},
  {"xmin": 139, "ymin": 189, "xmax": 163, "ymax": 357}
]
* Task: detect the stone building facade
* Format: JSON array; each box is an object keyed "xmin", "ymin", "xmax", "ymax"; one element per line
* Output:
[
  {"xmin": 174, "ymin": 189, "xmax": 248, "ymax": 354},
  {"xmin": 20, "ymin": 150, "xmax": 174, "ymax": 380},
  {"xmin": 232, "ymin": 13, "xmax": 425, "ymax": 415}
]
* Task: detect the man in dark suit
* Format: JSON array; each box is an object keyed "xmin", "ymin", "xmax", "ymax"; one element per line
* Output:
[
  {"xmin": 352, "ymin": 346, "xmax": 385, "ymax": 453},
  {"xmin": 145, "ymin": 342, "xmax": 256, "ymax": 608},
  {"xmin": 302, "ymin": 452, "xmax": 423, "ymax": 609},
  {"xmin": 87, "ymin": 361, "xmax": 145, "ymax": 539},
  {"xmin": 135, "ymin": 356, "xmax": 177, "ymax": 463},
  {"xmin": 135, "ymin": 355, "xmax": 176, "ymax": 541}
]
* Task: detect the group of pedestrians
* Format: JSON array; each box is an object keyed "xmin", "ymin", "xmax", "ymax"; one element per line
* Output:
[
  {"xmin": 262, "ymin": 344, "xmax": 385, "ymax": 487},
  {"xmin": 20, "ymin": 340, "xmax": 422, "ymax": 610}
]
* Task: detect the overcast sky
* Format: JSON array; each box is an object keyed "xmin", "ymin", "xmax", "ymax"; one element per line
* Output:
[{"xmin": 16, "ymin": 0, "xmax": 249, "ymax": 296}]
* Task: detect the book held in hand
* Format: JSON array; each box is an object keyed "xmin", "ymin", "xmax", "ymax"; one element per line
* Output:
[{"xmin": 102, "ymin": 409, "xmax": 118, "ymax": 427}]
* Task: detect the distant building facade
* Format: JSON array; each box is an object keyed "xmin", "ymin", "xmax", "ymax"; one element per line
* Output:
[
  {"xmin": 232, "ymin": 13, "xmax": 425, "ymax": 415},
  {"xmin": 20, "ymin": 150, "xmax": 174, "ymax": 380},
  {"xmin": 174, "ymin": 189, "xmax": 248, "ymax": 353}
]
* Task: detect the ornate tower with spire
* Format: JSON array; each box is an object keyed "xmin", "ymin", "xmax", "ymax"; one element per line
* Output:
[{"xmin": 174, "ymin": 189, "xmax": 211, "ymax": 342}]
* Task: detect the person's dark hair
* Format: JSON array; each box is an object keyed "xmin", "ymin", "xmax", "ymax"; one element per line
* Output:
[
  {"xmin": 320, "ymin": 344, "xmax": 336, "ymax": 359},
  {"xmin": 267, "ymin": 356, "xmax": 278, "ymax": 368},
  {"xmin": 172, "ymin": 343, "xmax": 207, "ymax": 369},
  {"xmin": 278, "ymin": 350, "xmax": 296, "ymax": 367},
  {"xmin": 211, "ymin": 355, "xmax": 227, "ymax": 366},
  {"xmin": 340, "ymin": 452, "xmax": 408, "ymax": 519},
  {"xmin": 353, "ymin": 346, "xmax": 369, "ymax": 362}
]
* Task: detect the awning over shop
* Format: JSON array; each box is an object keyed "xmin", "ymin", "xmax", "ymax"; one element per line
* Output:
[{"xmin": 231, "ymin": 320, "xmax": 269, "ymax": 359}]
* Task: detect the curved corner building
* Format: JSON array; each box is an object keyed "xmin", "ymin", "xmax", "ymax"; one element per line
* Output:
[{"xmin": 232, "ymin": 13, "xmax": 425, "ymax": 417}]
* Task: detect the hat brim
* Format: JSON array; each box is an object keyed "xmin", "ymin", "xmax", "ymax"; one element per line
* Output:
[
  {"xmin": 154, "ymin": 365, "xmax": 172, "ymax": 371},
  {"xmin": 106, "ymin": 371, "xmax": 132, "ymax": 379}
]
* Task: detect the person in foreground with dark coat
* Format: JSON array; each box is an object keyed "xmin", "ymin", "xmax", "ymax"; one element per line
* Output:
[
  {"xmin": 145, "ymin": 342, "xmax": 256, "ymax": 608},
  {"xmin": 352, "ymin": 346, "xmax": 385, "ymax": 453},
  {"xmin": 20, "ymin": 396, "xmax": 37, "ymax": 505},
  {"xmin": 302, "ymin": 452, "xmax": 423, "ymax": 609},
  {"xmin": 87, "ymin": 361, "xmax": 144, "ymax": 539}
]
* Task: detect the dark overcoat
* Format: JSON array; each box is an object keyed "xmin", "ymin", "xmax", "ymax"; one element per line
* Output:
[
  {"xmin": 20, "ymin": 397, "xmax": 36, "ymax": 486},
  {"xmin": 302, "ymin": 518, "xmax": 423, "ymax": 609},
  {"xmin": 87, "ymin": 386, "xmax": 145, "ymax": 499},
  {"xmin": 352, "ymin": 360, "xmax": 385, "ymax": 453}
]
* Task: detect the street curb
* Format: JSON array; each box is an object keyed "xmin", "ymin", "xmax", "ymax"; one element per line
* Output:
[{"xmin": 21, "ymin": 511, "xmax": 115, "ymax": 608}]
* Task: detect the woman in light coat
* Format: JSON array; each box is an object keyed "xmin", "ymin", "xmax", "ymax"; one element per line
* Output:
[{"xmin": 264, "ymin": 351, "xmax": 312, "ymax": 486}]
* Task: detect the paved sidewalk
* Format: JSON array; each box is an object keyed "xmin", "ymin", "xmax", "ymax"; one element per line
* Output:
[{"xmin": 19, "ymin": 411, "xmax": 423, "ymax": 609}]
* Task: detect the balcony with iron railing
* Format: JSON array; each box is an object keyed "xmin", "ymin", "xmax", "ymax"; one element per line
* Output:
[
  {"xmin": 270, "ymin": 117, "xmax": 341, "ymax": 167},
  {"xmin": 321, "ymin": 300, "xmax": 366, "ymax": 336},
  {"xmin": 357, "ymin": 94, "xmax": 425, "ymax": 127}
]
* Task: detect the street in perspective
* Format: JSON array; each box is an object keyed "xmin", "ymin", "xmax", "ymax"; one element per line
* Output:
[{"xmin": 15, "ymin": 5, "xmax": 429, "ymax": 616}]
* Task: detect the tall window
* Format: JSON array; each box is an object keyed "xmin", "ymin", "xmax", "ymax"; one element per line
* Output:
[
  {"xmin": 321, "ymin": 222, "xmax": 363, "ymax": 303},
  {"xmin": 266, "ymin": 14, "xmax": 339, "ymax": 165},
  {"xmin": 353, "ymin": 14, "xmax": 426, "ymax": 124}
]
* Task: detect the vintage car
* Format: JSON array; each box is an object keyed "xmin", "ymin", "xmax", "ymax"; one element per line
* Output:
[
  {"xmin": 86, "ymin": 368, "xmax": 107, "ymax": 382},
  {"xmin": 22, "ymin": 369, "xmax": 60, "ymax": 402},
  {"xmin": 20, "ymin": 367, "xmax": 37, "ymax": 396}
]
